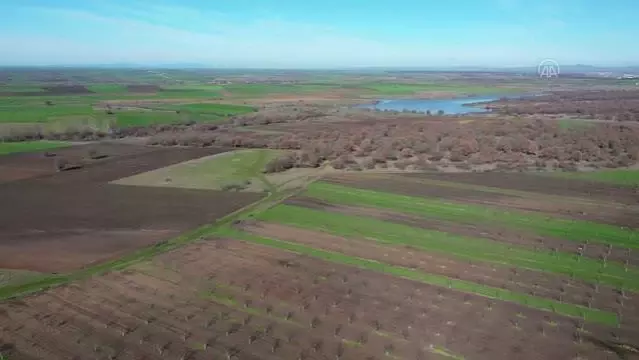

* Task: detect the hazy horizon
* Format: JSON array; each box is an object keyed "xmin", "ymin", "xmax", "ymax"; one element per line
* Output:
[{"xmin": 2, "ymin": 0, "xmax": 638, "ymax": 68}]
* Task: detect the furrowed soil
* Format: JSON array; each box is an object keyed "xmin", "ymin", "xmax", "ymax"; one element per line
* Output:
[
  {"xmin": 0, "ymin": 143, "xmax": 156, "ymax": 184},
  {"xmin": 0, "ymin": 239, "xmax": 623, "ymax": 360},
  {"xmin": 241, "ymin": 221, "xmax": 639, "ymax": 331},
  {"xmin": 0, "ymin": 143, "xmax": 262, "ymax": 272},
  {"xmin": 324, "ymin": 173, "xmax": 639, "ymax": 228}
]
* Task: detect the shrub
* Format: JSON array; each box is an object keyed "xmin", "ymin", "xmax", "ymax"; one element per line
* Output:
[
  {"xmin": 361, "ymin": 157, "xmax": 376, "ymax": 169},
  {"xmin": 221, "ymin": 182, "xmax": 249, "ymax": 191},
  {"xmin": 263, "ymin": 154, "xmax": 296, "ymax": 173},
  {"xmin": 428, "ymin": 152, "xmax": 444, "ymax": 161},
  {"xmin": 330, "ymin": 157, "xmax": 347, "ymax": 169}
]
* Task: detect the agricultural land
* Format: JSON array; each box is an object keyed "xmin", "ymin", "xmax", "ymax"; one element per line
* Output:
[{"xmin": 1, "ymin": 68, "xmax": 639, "ymax": 360}]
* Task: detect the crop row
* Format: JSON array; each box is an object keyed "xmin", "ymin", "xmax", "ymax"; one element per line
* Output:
[
  {"xmin": 256, "ymin": 204, "xmax": 639, "ymax": 292},
  {"xmin": 216, "ymin": 226, "xmax": 618, "ymax": 326},
  {"xmin": 305, "ymin": 182, "xmax": 639, "ymax": 248}
]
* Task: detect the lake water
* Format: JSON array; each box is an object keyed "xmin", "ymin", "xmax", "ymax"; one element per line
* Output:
[{"xmin": 358, "ymin": 94, "xmax": 520, "ymax": 115}]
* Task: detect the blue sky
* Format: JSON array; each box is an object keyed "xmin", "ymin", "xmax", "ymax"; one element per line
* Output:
[{"xmin": 1, "ymin": 0, "xmax": 638, "ymax": 67}]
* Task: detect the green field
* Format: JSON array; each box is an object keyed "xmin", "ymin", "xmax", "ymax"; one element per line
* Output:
[
  {"xmin": 155, "ymin": 103, "xmax": 255, "ymax": 116},
  {"xmin": 216, "ymin": 226, "xmax": 617, "ymax": 326},
  {"xmin": 0, "ymin": 104, "xmax": 96, "ymax": 123},
  {"xmin": 304, "ymin": 182, "xmax": 639, "ymax": 248},
  {"xmin": 113, "ymin": 149, "xmax": 282, "ymax": 192},
  {"xmin": 255, "ymin": 204, "xmax": 639, "ymax": 290},
  {"xmin": 548, "ymin": 169, "xmax": 639, "ymax": 186},
  {"xmin": 223, "ymin": 83, "xmax": 342, "ymax": 97},
  {"xmin": 0, "ymin": 140, "xmax": 71, "ymax": 155},
  {"xmin": 358, "ymin": 83, "xmax": 526, "ymax": 95}
]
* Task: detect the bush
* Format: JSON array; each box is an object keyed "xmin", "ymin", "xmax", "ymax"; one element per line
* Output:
[
  {"xmin": 263, "ymin": 154, "xmax": 296, "ymax": 173},
  {"xmin": 361, "ymin": 157, "xmax": 376, "ymax": 169},
  {"xmin": 428, "ymin": 152, "xmax": 444, "ymax": 161},
  {"xmin": 221, "ymin": 182, "xmax": 248, "ymax": 191},
  {"xmin": 54, "ymin": 157, "xmax": 68, "ymax": 172}
]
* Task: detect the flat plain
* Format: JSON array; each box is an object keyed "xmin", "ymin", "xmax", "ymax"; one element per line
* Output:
[{"xmin": 1, "ymin": 68, "xmax": 639, "ymax": 360}]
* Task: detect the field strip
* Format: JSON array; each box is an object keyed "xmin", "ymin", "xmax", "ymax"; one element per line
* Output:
[
  {"xmin": 305, "ymin": 182, "xmax": 639, "ymax": 248},
  {"xmin": 242, "ymin": 221, "xmax": 636, "ymax": 315},
  {"xmin": 132, "ymin": 253, "xmax": 466, "ymax": 360},
  {"xmin": 347, "ymin": 173, "xmax": 638, "ymax": 210},
  {"xmin": 0, "ymin": 140, "xmax": 73, "ymax": 155},
  {"xmin": 285, "ymin": 196, "xmax": 639, "ymax": 268},
  {"xmin": 255, "ymin": 204, "xmax": 639, "ymax": 291},
  {"xmin": 214, "ymin": 226, "xmax": 618, "ymax": 326}
]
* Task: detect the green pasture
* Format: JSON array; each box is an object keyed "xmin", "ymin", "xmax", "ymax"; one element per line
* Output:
[
  {"xmin": 114, "ymin": 149, "xmax": 281, "ymax": 192},
  {"xmin": 547, "ymin": 169, "xmax": 639, "ymax": 187},
  {"xmin": 357, "ymin": 82, "xmax": 526, "ymax": 96},
  {"xmin": 156, "ymin": 102, "xmax": 255, "ymax": 116},
  {"xmin": 0, "ymin": 140, "xmax": 71, "ymax": 155}
]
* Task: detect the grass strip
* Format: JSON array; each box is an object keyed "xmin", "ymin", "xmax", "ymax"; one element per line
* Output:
[
  {"xmin": 305, "ymin": 182, "xmax": 639, "ymax": 248},
  {"xmin": 0, "ymin": 140, "xmax": 71, "ymax": 155},
  {"xmin": 216, "ymin": 227, "xmax": 618, "ymax": 326},
  {"xmin": 545, "ymin": 169, "xmax": 639, "ymax": 187},
  {"xmin": 256, "ymin": 204, "xmax": 639, "ymax": 291}
]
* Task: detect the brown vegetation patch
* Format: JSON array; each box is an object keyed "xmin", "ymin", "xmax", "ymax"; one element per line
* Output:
[
  {"xmin": 125, "ymin": 84, "xmax": 162, "ymax": 93},
  {"xmin": 487, "ymin": 90, "xmax": 639, "ymax": 121},
  {"xmin": 0, "ymin": 85, "xmax": 94, "ymax": 97}
]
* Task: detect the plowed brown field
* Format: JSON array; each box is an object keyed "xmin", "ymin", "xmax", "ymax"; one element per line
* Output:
[
  {"xmin": 0, "ymin": 144, "xmax": 262, "ymax": 272},
  {"xmin": 0, "ymin": 239, "xmax": 620, "ymax": 360}
]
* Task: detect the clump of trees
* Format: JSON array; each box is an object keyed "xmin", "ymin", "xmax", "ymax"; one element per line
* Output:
[
  {"xmin": 150, "ymin": 115, "xmax": 639, "ymax": 173},
  {"xmin": 489, "ymin": 90, "xmax": 639, "ymax": 121}
]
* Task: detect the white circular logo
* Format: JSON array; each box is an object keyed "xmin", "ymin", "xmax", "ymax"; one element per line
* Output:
[{"xmin": 538, "ymin": 59, "xmax": 560, "ymax": 79}]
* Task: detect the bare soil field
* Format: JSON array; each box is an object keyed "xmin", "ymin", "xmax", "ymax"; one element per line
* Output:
[
  {"xmin": 0, "ymin": 239, "xmax": 621, "ymax": 360},
  {"xmin": 4, "ymin": 144, "xmax": 231, "ymax": 185},
  {"xmin": 126, "ymin": 84, "xmax": 162, "ymax": 93},
  {"xmin": 0, "ymin": 85, "xmax": 95, "ymax": 97},
  {"xmin": 0, "ymin": 183, "xmax": 260, "ymax": 272},
  {"xmin": 0, "ymin": 143, "xmax": 262, "ymax": 272},
  {"xmin": 0, "ymin": 143, "xmax": 157, "ymax": 183},
  {"xmin": 324, "ymin": 172, "xmax": 639, "ymax": 228}
]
